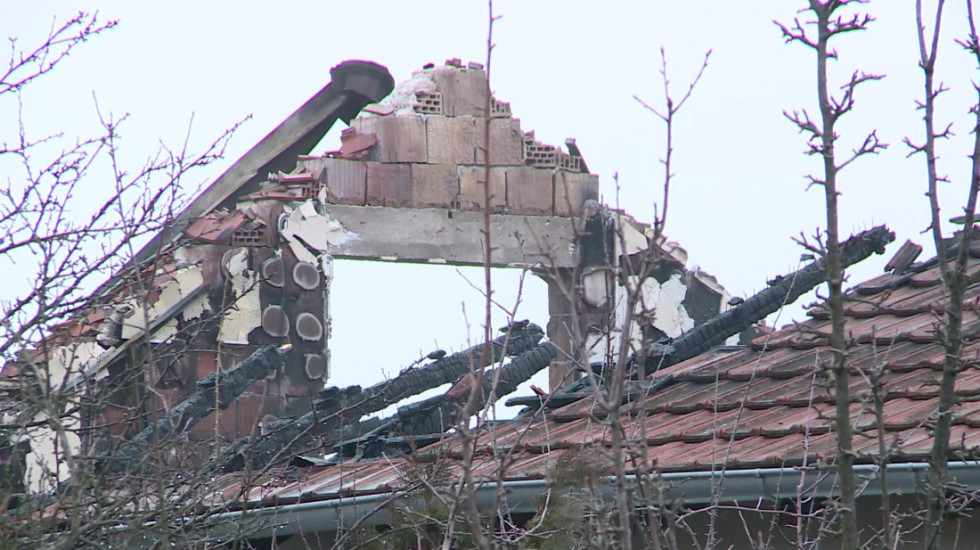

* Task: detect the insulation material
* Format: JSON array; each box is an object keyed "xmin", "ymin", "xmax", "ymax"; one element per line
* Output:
[
  {"xmin": 218, "ymin": 285, "xmax": 260, "ymax": 345},
  {"xmin": 640, "ymin": 273, "xmax": 695, "ymax": 338},
  {"xmin": 279, "ymin": 201, "xmax": 351, "ymax": 264},
  {"xmin": 44, "ymin": 341, "xmax": 107, "ymax": 384},
  {"xmin": 181, "ymin": 292, "xmax": 211, "ymax": 322},
  {"xmin": 23, "ymin": 418, "xmax": 80, "ymax": 492},
  {"xmin": 120, "ymin": 266, "xmax": 205, "ymax": 340},
  {"xmin": 616, "ymin": 217, "xmax": 650, "ymax": 257},
  {"xmin": 221, "ymin": 248, "xmax": 249, "ymax": 279},
  {"xmin": 149, "ymin": 317, "xmax": 180, "ymax": 344},
  {"xmin": 582, "ymin": 269, "xmax": 611, "ymax": 308}
]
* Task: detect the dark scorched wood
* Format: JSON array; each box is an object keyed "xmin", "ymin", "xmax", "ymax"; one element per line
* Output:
[
  {"xmin": 337, "ymin": 341, "xmax": 558, "ymax": 458},
  {"xmin": 647, "ymin": 225, "xmax": 895, "ymax": 372},
  {"xmin": 220, "ymin": 324, "xmax": 546, "ymax": 471}
]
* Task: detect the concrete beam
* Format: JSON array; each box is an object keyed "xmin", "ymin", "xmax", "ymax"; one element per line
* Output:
[{"xmin": 323, "ymin": 204, "xmax": 578, "ymax": 268}]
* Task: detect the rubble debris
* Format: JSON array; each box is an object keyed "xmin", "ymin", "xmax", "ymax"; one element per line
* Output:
[
  {"xmin": 218, "ymin": 323, "xmax": 545, "ymax": 471},
  {"xmin": 278, "ymin": 202, "xmax": 350, "ymax": 263},
  {"xmin": 884, "ymin": 239, "xmax": 923, "ymax": 273}
]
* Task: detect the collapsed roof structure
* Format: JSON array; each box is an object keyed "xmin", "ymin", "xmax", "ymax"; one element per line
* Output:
[
  {"xmin": 9, "ymin": 57, "xmax": 980, "ymax": 548},
  {"xmin": 0, "ymin": 57, "xmax": 737, "ymax": 491}
]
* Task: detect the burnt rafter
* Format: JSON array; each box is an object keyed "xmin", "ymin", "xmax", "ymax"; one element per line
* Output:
[
  {"xmin": 220, "ymin": 323, "xmax": 546, "ymax": 471},
  {"xmin": 354, "ymin": 322, "xmax": 545, "ymax": 412},
  {"xmin": 648, "ymin": 225, "xmax": 895, "ymax": 371},
  {"xmin": 337, "ymin": 341, "xmax": 558, "ymax": 458},
  {"xmin": 102, "ymin": 345, "xmax": 289, "ymax": 472}
]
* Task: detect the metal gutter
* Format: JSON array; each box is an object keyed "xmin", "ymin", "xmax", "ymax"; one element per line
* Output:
[{"xmin": 203, "ymin": 461, "xmax": 980, "ymax": 540}]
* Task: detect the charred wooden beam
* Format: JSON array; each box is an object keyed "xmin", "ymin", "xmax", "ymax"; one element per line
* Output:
[
  {"xmin": 101, "ymin": 344, "xmax": 289, "ymax": 472},
  {"xmin": 219, "ymin": 324, "xmax": 545, "ymax": 471},
  {"xmin": 351, "ymin": 322, "xmax": 546, "ymax": 415},
  {"xmin": 336, "ymin": 341, "xmax": 558, "ymax": 458},
  {"xmin": 647, "ymin": 225, "xmax": 894, "ymax": 371}
]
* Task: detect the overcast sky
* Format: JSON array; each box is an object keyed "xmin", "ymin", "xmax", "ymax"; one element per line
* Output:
[{"xmin": 3, "ymin": 1, "xmax": 978, "ymax": 395}]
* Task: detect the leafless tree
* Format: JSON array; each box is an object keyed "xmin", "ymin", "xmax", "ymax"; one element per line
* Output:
[
  {"xmin": 0, "ymin": 12, "xmax": 252, "ymax": 548},
  {"xmin": 777, "ymin": 2, "xmax": 886, "ymax": 548},
  {"xmin": 906, "ymin": 1, "xmax": 980, "ymax": 547}
]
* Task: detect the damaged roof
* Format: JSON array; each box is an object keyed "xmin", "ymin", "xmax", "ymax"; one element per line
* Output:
[{"xmin": 202, "ymin": 236, "xmax": 980, "ymax": 524}]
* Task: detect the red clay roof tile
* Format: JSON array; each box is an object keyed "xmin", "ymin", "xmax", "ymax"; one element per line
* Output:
[{"xmin": 212, "ymin": 248, "xmax": 980, "ymax": 508}]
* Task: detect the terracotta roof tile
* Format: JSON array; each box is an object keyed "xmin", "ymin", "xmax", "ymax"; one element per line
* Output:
[
  {"xmin": 211, "ymin": 247, "xmax": 980, "ymax": 509},
  {"xmin": 185, "ymin": 209, "xmax": 249, "ymax": 244}
]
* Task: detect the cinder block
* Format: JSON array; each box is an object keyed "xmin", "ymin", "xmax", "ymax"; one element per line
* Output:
[
  {"xmin": 426, "ymin": 116, "xmax": 476, "ymax": 164},
  {"xmin": 555, "ymin": 171, "xmax": 600, "ymax": 216},
  {"xmin": 476, "ymin": 117, "xmax": 524, "ymax": 166},
  {"xmin": 414, "ymin": 91, "xmax": 443, "ymax": 115},
  {"xmin": 506, "ymin": 167, "xmax": 554, "ymax": 215},
  {"xmin": 411, "ymin": 164, "xmax": 458, "ymax": 208},
  {"xmin": 354, "ymin": 115, "xmax": 427, "ymax": 163},
  {"xmin": 318, "ymin": 158, "xmax": 367, "ymax": 205},
  {"xmin": 366, "ymin": 162, "xmax": 412, "ymax": 207},
  {"xmin": 523, "ymin": 135, "xmax": 558, "ymax": 168},
  {"xmin": 459, "ymin": 166, "xmax": 506, "ymax": 212}
]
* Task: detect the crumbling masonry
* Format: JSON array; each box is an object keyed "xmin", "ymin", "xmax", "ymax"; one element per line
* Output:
[{"xmin": 1, "ymin": 59, "xmax": 733, "ymax": 489}]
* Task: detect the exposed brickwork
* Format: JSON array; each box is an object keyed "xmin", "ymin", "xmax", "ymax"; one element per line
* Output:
[
  {"xmin": 506, "ymin": 167, "xmax": 553, "ymax": 215},
  {"xmin": 366, "ymin": 163, "xmax": 412, "ymax": 207},
  {"xmin": 426, "ymin": 116, "xmax": 476, "ymax": 165},
  {"xmin": 458, "ymin": 166, "xmax": 506, "ymax": 212},
  {"xmin": 413, "ymin": 91, "xmax": 443, "ymax": 115},
  {"xmin": 522, "ymin": 132, "xmax": 559, "ymax": 169},
  {"xmin": 490, "ymin": 97, "xmax": 511, "ymax": 118},
  {"xmin": 411, "ymin": 164, "xmax": 458, "ymax": 208},
  {"xmin": 323, "ymin": 61, "xmax": 598, "ymax": 217},
  {"xmin": 476, "ymin": 118, "xmax": 524, "ymax": 166}
]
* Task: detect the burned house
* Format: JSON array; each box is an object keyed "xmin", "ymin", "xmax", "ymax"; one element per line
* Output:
[
  {"xmin": 0, "ymin": 59, "xmax": 730, "ymax": 495},
  {"xmin": 6, "ymin": 57, "xmax": 971, "ymax": 550}
]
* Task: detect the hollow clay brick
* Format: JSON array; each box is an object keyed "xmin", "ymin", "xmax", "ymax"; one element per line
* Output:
[
  {"xmin": 506, "ymin": 167, "xmax": 554, "ymax": 215},
  {"xmin": 426, "ymin": 116, "xmax": 476, "ymax": 164},
  {"xmin": 476, "ymin": 117, "xmax": 524, "ymax": 166},
  {"xmin": 458, "ymin": 165, "xmax": 506, "ymax": 212},
  {"xmin": 318, "ymin": 158, "xmax": 367, "ymax": 205},
  {"xmin": 411, "ymin": 164, "xmax": 458, "ymax": 209},
  {"xmin": 366, "ymin": 162, "xmax": 412, "ymax": 207}
]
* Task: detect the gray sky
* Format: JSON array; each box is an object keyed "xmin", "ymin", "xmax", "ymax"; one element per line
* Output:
[{"xmin": 3, "ymin": 1, "xmax": 978, "ymax": 393}]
